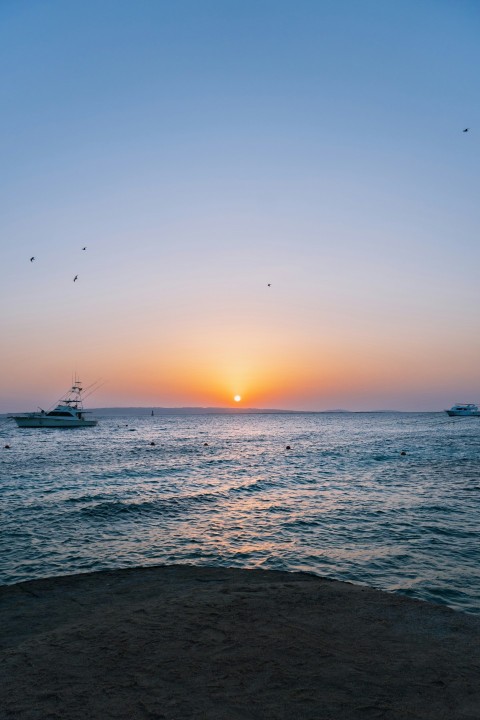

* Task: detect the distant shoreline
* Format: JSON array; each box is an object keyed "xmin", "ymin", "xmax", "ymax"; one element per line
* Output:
[
  {"xmin": 1, "ymin": 407, "xmax": 445, "ymax": 417},
  {"xmin": 89, "ymin": 407, "xmax": 410, "ymax": 416},
  {"xmin": 93, "ymin": 407, "xmax": 335, "ymax": 415}
]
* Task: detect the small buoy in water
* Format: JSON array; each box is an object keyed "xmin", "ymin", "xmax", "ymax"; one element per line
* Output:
[
  {"xmin": 203, "ymin": 442, "xmax": 209, "ymax": 446},
  {"xmin": 400, "ymin": 451, "xmax": 406, "ymax": 456},
  {"xmin": 4, "ymin": 444, "xmax": 10, "ymax": 449},
  {"xmin": 150, "ymin": 441, "xmax": 156, "ymax": 446},
  {"xmin": 285, "ymin": 445, "xmax": 291, "ymax": 450}
]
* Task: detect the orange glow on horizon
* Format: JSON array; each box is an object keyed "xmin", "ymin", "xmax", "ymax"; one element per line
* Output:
[{"xmin": 10, "ymin": 310, "xmax": 480, "ymax": 413}]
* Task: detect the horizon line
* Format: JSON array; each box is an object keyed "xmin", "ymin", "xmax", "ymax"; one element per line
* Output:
[
  {"xmin": 90, "ymin": 406, "xmax": 442, "ymax": 414},
  {"xmin": 1, "ymin": 405, "xmax": 450, "ymax": 416}
]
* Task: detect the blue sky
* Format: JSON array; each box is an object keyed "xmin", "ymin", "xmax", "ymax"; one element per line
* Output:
[{"xmin": 1, "ymin": 1, "xmax": 479, "ymax": 411}]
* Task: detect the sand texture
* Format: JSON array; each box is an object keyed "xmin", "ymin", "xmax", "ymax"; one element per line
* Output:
[{"xmin": 1, "ymin": 565, "xmax": 480, "ymax": 719}]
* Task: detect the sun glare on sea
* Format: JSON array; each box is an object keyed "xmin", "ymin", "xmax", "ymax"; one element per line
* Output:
[{"xmin": 234, "ymin": 395, "xmax": 242, "ymax": 402}]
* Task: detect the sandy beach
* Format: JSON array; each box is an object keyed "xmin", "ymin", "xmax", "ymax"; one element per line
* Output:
[{"xmin": 1, "ymin": 565, "xmax": 480, "ymax": 719}]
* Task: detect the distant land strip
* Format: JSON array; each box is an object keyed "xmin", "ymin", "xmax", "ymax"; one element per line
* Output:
[
  {"xmin": 93, "ymin": 407, "xmax": 307, "ymax": 415},
  {"xmin": 89, "ymin": 407, "xmax": 405, "ymax": 416},
  {"xmin": 1, "ymin": 408, "xmax": 422, "ymax": 417}
]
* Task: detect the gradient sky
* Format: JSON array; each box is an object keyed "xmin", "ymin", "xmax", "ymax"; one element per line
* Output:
[{"xmin": 1, "ymin": 0, "xmax": 479, "ymax": 411}]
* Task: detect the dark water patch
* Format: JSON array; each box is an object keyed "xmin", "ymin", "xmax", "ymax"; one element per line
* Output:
[
  {"xmin": 227, "ymin": 474, "xmax": 289, "ymax": 496},
  {"xmin": 78, "ymin": 498, "xmax": 180, "ymax": 520},
  {"xmin": 423, "ymin": 523, "xmax": 478, "ymax": 539},
  {"xmin": 419, "ymin": 504, "xmax": 459, "ymax": 514},
  {"xmin": 64, "ymin": 493, "xmax": 113, "ymax": 504},
  {"xmin": 78, "ymin": 489, "xmax": 228, "ymax": 521}
]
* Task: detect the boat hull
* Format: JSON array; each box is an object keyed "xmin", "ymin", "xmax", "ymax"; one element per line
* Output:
[
  {"xmin": 445, "ymin": 410, "xmax": 480, "ymax": 417},
  {"xmin": 12, "ymin": 416, "xmax": 97, "ymax": 428}
]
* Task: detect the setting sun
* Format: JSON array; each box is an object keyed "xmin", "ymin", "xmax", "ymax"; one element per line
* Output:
[{"xmin": 234, "ymin": 395, "xmax": 242, "ymax": 402}]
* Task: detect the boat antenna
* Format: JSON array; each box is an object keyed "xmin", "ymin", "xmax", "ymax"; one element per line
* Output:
[
  {"xmin": 82, "ymin": 380, "xmax": 106, "ymax": 402},
  {"xmin": 82, "ymin": 378, "xmax": 102, "ymax": 395}
]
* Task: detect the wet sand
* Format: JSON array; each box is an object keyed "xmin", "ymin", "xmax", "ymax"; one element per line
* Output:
[{"xmin": 1, "ymin": 565, "xmax": 480, "ymax": 719}]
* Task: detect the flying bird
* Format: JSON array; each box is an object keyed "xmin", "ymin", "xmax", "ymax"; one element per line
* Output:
[
  {"xmin": 463, "ymin": 128, "xmax": 469, "ymax": 132},
  {"xmin": 82, "ymin": 246, "xmax": 87, "ymax": 250},
  {"xmin": 73, "ymin": 275, "xmax": 78, "ymax": 282},
  {"xmin": 267, "ymin": 283, "xmax": 271, "ymax": 287},
  {"xmin": 30, "ymin": 257, "xmax": 35, "ymax": 262}
]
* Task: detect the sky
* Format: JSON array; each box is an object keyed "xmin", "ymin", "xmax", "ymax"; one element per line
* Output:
[{"xmin": 1, "ymin": 0, "xmax": 479, "ymax": 412}]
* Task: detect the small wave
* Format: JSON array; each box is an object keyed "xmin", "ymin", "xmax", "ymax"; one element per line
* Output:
[
  {"xmin": 64, "ymin": 494, "xmax": 111, "ymax": 504},
  {"xmin": 423, "ymin": 523, "xmax": 477, "ymax": 539},
  {"xmin": 419, "ymin": 504, "xmax": 458, "ymax": 514},
  {"xmin": 229, "ymin": 478, "xmax": 274, "ymax": 495},
  {"xmin": 78, "ymin": 489, "xmax": 227, "ymax": 521}
]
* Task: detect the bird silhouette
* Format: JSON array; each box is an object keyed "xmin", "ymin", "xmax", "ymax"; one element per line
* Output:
[
  {"xmin": 463, "ymin": 128, "xmax": 469, "ymax": 132},
  {"xmin": 30, "ymin": 257, "xmax": 35, "ymax": 262},
  {"xmin": 267, "ymin": 283, "xmax": 271, "ymax": 287},
  {"xmin": 82, "ymin": 246, "xmax": 87, "ymax": 250},
  {"xmin": 73, "ymin": 275, "xmax": 78, "ymax": 282}
]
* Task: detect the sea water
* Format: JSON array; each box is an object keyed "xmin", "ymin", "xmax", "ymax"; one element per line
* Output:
[{"xmin": 1, "ymin": 412, "xmax": 479, "ymax": 614}]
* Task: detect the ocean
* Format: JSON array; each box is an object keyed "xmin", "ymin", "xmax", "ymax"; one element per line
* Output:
[{"xmin": 1, "ymin": 412, "xmax": 479, "ymax": 614}]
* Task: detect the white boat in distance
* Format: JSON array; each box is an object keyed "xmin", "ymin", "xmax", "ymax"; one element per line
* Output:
[
  {"xmin": 445, "ymin": 403, "xmax": 480, "ymax": 417},
  {"xmin": 10, "ymin": 379, "xmax": 99, "ymax": 428}
]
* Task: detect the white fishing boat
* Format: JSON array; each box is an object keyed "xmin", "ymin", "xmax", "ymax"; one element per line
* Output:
[
  {"xmin": 445, "ymin": 403, "xmax": 480, "ymax": 417},
  {"xmin": 10, "ymin": 379, "xmax": 99, "ymax": 428}
]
